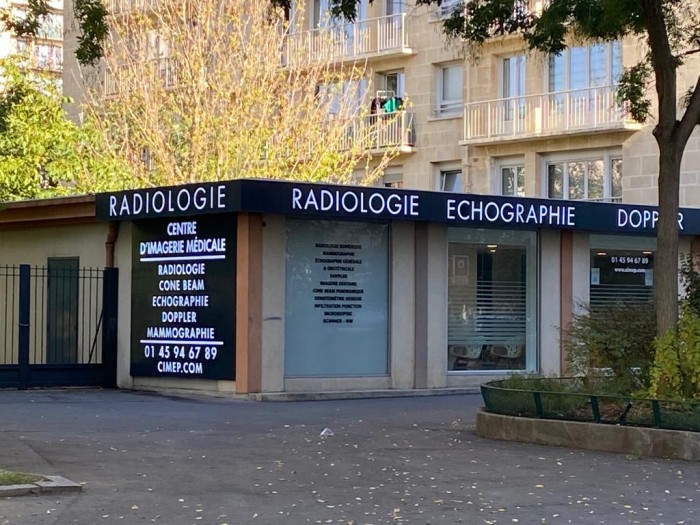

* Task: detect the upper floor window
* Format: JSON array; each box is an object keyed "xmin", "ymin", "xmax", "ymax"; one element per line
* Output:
[
  {"xmin": 382, "ymin": 168, "xmax": 403, "ymax": 188},
  {"xmin": 317, "ymin": 79, "xmax": 367, "ymax": 118},
  {"xmin": 501, "ymin": 165, "xmax": 525, "ymax": 197},
  {"xmin": 548, "ymin": 41, "xmax": 622, "ymax": 92},
  {"xmin": 439, "ymin": 168, "xmax": 463, "ymax": 192},
  {"xmin": 546, "ymin": 152, "xmax": 622, "ymax": 202},
  {"xmin": 501, "ymin": 54, "xmax": 525, "ymax": 99},
  {"xmin": 433, "ymin": 0, "xmax": 460, "ymax": 19},
  {"xmin": 386, "ymin": 0, "xmax": 405, "ymax": 15},
  {"xmin": 379, "ymin": 70, "xmax": 405, "ymax": 98},
  {"xmin": 314, "ymin": 0, "xmax": 367, "ymax": 26},
  {"xmin": 436, "ymin": 63, "xmax": 463, "ymax": 116}
]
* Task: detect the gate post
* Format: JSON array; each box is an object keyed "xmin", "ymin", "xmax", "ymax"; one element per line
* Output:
[
  {"xmin": 102, "ymin": 267, "xmax": 119, "ymax": 388},
  {"xmin": 18, "ymin": 264, "xmax": 30, "ymax": 390}
]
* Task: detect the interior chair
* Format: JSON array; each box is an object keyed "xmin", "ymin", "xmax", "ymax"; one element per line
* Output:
[
  {"xmin": 449, "ymin": 344, "xmax": 483, "ymax": 370},
  {"xmin": 489, "ymin": 343, "xmax": 523, "ymax": 368}
]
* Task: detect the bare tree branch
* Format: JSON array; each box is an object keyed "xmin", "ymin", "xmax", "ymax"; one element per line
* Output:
[
  {"xmin": 676, "ymin": 74, "xmax": 700, "ymax": 147},
  {"xmin": 674, "ymin": 47, "xmax": 700, "ymax": 60}
]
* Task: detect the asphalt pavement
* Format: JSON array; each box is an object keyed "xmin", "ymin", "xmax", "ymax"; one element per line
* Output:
[{"xmin": 0, "ymin": 389, "xmax": 697, "ymax": 525}]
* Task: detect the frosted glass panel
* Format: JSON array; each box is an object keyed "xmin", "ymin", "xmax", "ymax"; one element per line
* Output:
[{"xmin": 285, "ymin": 220, "xmax": 389, "ymax": 377}]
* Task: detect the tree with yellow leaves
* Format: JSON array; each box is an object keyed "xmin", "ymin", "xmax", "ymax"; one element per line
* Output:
[{"xmin": 86, "ymin": 0, "xmax": 404, "ymax": 187}]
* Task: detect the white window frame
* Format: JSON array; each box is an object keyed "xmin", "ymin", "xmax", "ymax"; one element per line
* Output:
[
  {"xmin": 378, "ymin": 70, "xmax": 405, "ymax": 98},
  {"xmin": 437, "ymin": 166, "xmax": 463, "ymax": 192},
  {"xmin": 436, "ymin": 62, "xmax": 463, "ymax": 116},
  {"xmin": 499, "ymin": 54, "xmax": 526, "ymax": 99},
  {"xmin": 314, "ymin": 0, "xmax": 368, "ymax": 26},
  {"xmin": 499, "ymin": 164, "xmax": 526, "ymax": 197},
  {"xmin": 432, "ymin": 0, "xmax": 460, "ymax": 19},
  {"xmin": 542, "ymin": 149, "xmax": 622, "ymax": 202},
  {"xmin": 547, "ymin": 41, "xmax": 622, "ymax": 92},
  {"xmin": 499, "ymin": 54, "xmax": 526, "ymax": 122},
  {"xmin": 385, "ymin": 0, "xmax": 405, "ymax": 15},
  {"xmin": 382, "ymin": 167, "xmax": 403, "ymax": 188}
]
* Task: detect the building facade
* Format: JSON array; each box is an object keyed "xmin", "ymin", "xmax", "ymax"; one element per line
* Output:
[
  {"xmin": 62, "ymin": 1, "xmax": 700, "ymax": 203},
  {"xmin": 1, "ymin": 180, "xmax": 698, "ymax": 394}
]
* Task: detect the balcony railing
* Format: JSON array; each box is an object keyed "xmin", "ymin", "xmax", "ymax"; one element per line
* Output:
[
  {"xmin": 463, "ymin": 85, "xmax": 641, "ymax": 144},
  {"xmin": 282, "ymin": 13, "xmax": 412, "ymax": 67},
  {"xmin": 104, "ymin": 58, "xmax": 178, "ymax": 97},
  {"xmin": 339, "ymin": 110, "xmax": 416, "ymax": 153},
  {"xmin": 433, "ymin": 0, "xmax": 545, "ymax": 21},
  {"xmin": 108, "ymin": 0, "xmax": 158, "ymax": 15}
]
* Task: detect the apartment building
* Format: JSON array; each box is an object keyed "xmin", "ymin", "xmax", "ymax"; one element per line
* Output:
[
  {"xmin": 62, "ymin": 1, "xmax": 700, "ymax": 204},
  {"xmin": 0, "ymin": 0, "xmax": 63, "ymax": 75}
]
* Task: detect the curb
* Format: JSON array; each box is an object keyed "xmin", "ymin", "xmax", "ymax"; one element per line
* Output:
[
  {"xmin": 249, "ymin": 387, "xmax": 481, "ymax": 402},
  {"xmin": 476, "ymin": 409, "xmax": 700, "ymax": 461},
  {"xmin": 0, "ymin": 476, "xmax": 82, "ymax": 498}
]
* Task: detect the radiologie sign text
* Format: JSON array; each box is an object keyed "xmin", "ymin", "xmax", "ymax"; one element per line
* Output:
[
  {"xmin": 109, "ymin": 185, "xmax": 227, "ymax": 218},
  {"xmin": 98, "ymin": 179, "xmax": 694, "ymax": 235}
]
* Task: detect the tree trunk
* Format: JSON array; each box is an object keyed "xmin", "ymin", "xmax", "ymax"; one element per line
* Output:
[{"xmin": 655, "ymin": 139, "xmax": 682, "ymax": 335}]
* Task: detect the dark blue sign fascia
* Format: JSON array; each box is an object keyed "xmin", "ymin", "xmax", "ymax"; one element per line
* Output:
[{"xmin": 95, "ymin": 179, "xmax": 700, "ymax": 236}]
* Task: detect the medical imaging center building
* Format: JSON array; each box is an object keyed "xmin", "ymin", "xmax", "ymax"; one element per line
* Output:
[{"xmin": 1, "ymin": 178, "xmax": 696, "ymax": 395}]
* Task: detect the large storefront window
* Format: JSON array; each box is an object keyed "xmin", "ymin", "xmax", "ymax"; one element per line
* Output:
[
  {"xmin": 447, "ymin": 229, "xmax": 537, "ymax": 372},
  {"xmin": 285, "ymin": 220, "xmax": 389, "ymax": 377}
]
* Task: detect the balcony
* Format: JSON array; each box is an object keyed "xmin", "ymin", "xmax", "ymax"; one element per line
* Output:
[
  {"xmin": 104, "ymin": 58, "xmax": 178, "ymax": 97},
  {"xmin": 433, "ymin": 0, "xmax": 545, "ymax": 22},
  {"xmin": 16, "ymin": 41, "xmax": 62, "ymax": 73},
  {"xmin": 108, "ymin": 0, "xmax": 158, "ymax": 16},
  {"xmin": 339, "ymin": 111, "xmax": 416, "ymax": 155},
  {"xmin": 462, "ymin": 85, "xmax": 642, "ymax": 145},
  {"xmin": 282, "ymin": 13, "xmax": 414, "ymax": 67}
]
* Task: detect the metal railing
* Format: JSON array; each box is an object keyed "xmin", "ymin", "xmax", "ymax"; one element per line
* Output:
[
  {"xmin": 0, "ymin": 265, "xmax": 105, "ymax": 367},
  {"xmin": 464, "ymin": 85, "xmax": 639, "ymax": 142},
  {"xmin": 481, "ymin": 378, "xmax": 700, "ymax": 432},
  {"xmin": 0, "ymin": 266, "xmax": 20, "ymax": 367},
  {"xmin": 108, "ymin": 0, "xmax": 158, "ymax": 15},
  {"xmin": 431, "ymin": 0, "xmax": 547, "ymax": 20},
  {"xmin": 338, "ymin": 110, "xmax": 416, "ymax": 152},
  {"xmin": 283, "ymin": 13, "xmax": 410, "ymax": 67},
  {"xmin": 104, "ymin": 58, "xmax": 178, "ymax": 96}
]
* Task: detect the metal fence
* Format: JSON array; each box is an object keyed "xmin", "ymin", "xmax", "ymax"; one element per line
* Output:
[
  {"xmin": 481, "ymin": 379, "xmax": 700, "ymax": 432},
  {"xmin": 0, "ymin": 265, "xmax": 20, "ymax": 366},
  {"xmin": 0, "ymin": 264, "xmax": 118, "ymax": 388}
]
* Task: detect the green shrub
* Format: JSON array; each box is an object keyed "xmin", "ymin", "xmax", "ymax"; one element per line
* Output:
[
  {"xmin": 649, "ymin": 306, "xmax": 700, "ymax": 401},
  {"xmin": 564, "ymin": 303, "xmax": 656, "ymax": 394},
  {"xmin": 680, "ymin": 255, "xmax": 700, "ymax": 316},
  {"xmin": 496, "ymin": 374, "xmax": 570, "ymax": 392}
]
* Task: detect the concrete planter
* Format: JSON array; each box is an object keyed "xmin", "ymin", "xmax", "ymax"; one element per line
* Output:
[{"xmin": 477, "ymin": 379, "xmax": 700, "ymax": 461}]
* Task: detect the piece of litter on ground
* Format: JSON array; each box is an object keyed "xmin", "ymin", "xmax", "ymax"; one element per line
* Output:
[{"xmin": 320, "ymin": 427, "xmax": 335, "ymax": 437}]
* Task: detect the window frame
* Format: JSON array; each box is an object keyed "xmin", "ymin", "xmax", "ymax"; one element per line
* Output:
[
  {"xmin": 543, "ymin": 150, "xmax": 622, "ymax": 202},
  {"xmin": 437, "ymin": 167, "xmax": 463, "ymax": 192},
  {"xmin": 382, "ymin": 167, "xmax": 404, "ymax": 188},
  {"xmin": 547, "ymin": 41, "xmax": 622, "ymax": 93},
  {"xmin": 378, "ymin": 70, "xmax": 405, "ymax": 99},
  {"xmin": 500, "ymin": 164, "xmax": 526, "ymax": 197},
  {"xmin": 436, "ymin": 62, "xmax": 463, "ymax": 116}
]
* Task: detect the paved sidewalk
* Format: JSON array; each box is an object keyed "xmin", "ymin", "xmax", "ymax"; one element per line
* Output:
[{"xmin": 0, "ymin": 389, "xmax": 697, "ymax": 525}]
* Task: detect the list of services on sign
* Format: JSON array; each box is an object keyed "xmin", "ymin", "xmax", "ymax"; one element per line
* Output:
[{"xmin": 130, "ymin": 216, "xmax": 236, "ymax": 380}]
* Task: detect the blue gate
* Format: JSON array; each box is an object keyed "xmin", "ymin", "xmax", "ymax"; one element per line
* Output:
[{"xmin": 0, "ymin": 264, "xmax": 118, "ymax": 389}]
